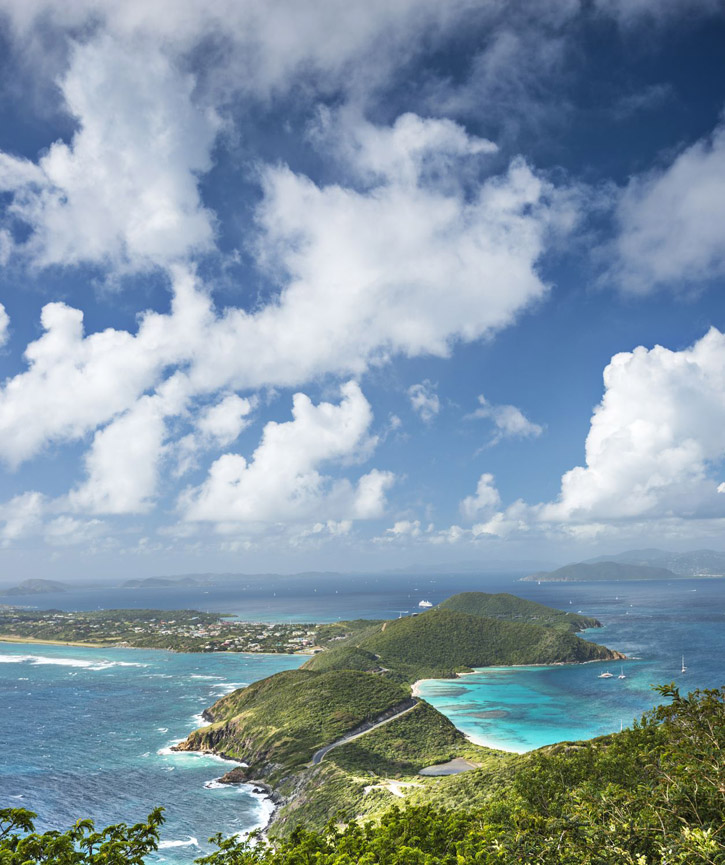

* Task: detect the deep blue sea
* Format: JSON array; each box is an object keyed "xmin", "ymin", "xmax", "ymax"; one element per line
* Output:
[{"xmin": 1, "ymin": 572, "xmax": 724, "ymax": 863}]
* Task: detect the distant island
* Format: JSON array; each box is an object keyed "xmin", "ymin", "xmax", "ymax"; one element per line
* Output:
[
  {"xmin": 523, "ymin": 548, "xmax": 725, "ymax": 581},
  {"xmin": 522, "ymin": 561, "xmax": 678, "ymax": 582},
  {"xmin": 173, "ymin": 591, "xmax": 623, "ymax": 835},
  {"xmin": 0, "ymin": 578, "xmax": 73, "ymax": 596}
]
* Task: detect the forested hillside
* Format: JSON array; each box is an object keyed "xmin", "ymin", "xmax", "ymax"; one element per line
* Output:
[
  {"xmin": 302, "ymin": 607, "xmax": 620, "ymax": 682},
  {"xmin": 4, "ymin": 686, "xmax": 722, "ymax": 865}
]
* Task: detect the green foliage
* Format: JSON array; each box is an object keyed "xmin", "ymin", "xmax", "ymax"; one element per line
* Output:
[
  {"xmin": 4, "ymin": 687, "xmax": 723, "ymax": 864},
  {"xmin": 177, "ymin": 669, "xmax": 409, "ymax": 778},
  {"xmin": 300, "ymin": 646, "xmax": 381, "ymax": 674},
  {"xmin": 329, "ymin": 701, "xmax": 466, "ymax": 777},
  {"xmin": 323, "ymin": 608, "xmax": 617, "ymax": 682},
  {"xmin": 194, "ymin": 685, "xmax": 725, "ymax": 864},
  {"xmin": 437, "ymin": 591, "xmax": 601, "ymax": 632},
  {"xmin": 0, "ymin": 807, "xmax": 163, "ymax": 864},
  {"xmin": 313, "ymin": 620, "xmax": 386, "ymax": 647}
]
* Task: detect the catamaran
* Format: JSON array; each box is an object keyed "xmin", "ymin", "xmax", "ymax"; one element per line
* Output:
[
  {"xmin": 618, "ymin": 666, "xmax": 626, "ymax": 679},
  {"xmin": 681, "ymin": 655, "xmax": 687, "ymax": 673}
]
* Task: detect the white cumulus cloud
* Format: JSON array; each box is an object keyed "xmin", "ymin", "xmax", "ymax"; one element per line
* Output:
[
  {"xmin": 0, "ymin": 303, "xmax": 9, "ymax": 347},
  {"xmin": 0, "ymin": 113, "xmax": 576, "ymax": 473},
  {"xmin": 468, "ymin": 394, "xmax": 543, "ymax": 445},
  {"xmin": 473, "ymin": 329, "xmax": 725, "ymax": 541},
  {"xmin": 460, "ymin": 473, "xmax": 502, "ymax": 521},
  {"xmin": 0, "ymin": 36, "xmax": 219, "ymax": 273},
  {"xmin": 180, "ymin": 381, "xmax": 394, "ymax": 526},
  {"xmin": 610, "ymin": 118, "xmax": 725, "ymax": 293},
  {"xmin": 68, "ymin": 395, "xmax": 169, "ymax": 515}
]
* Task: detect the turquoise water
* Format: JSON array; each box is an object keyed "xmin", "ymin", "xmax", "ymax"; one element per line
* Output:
[
  {"xmin": 417, "ymin": 578, "xmax": 725, "ymax": 751},
  {"xmin": 0, "ymin": 643, "xmax": 302, "ymax": 863},
  {"xmin": 2, "ymin": 575, "xmax": 725, "ymax": 860}
]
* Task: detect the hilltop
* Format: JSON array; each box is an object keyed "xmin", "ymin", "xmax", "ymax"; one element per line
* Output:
[{"xmin": 436, "ymin": 591, "xmax": 600, "ymax": 632}]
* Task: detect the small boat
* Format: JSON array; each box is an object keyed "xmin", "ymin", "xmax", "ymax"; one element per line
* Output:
[
  {"xmin": 418, "ymin": 599, "xmax": 433, "ymax": 608},
  {"xmin": 681, "ymin": 655, "xmax": 687, "ymax": 674},
  {"xmin": 598, "ymin": 671, "xmax": 614, "ymax": 679},
  {"xmin": 618, "ymin": 666, "xmax": 626, "ymax": 680}
]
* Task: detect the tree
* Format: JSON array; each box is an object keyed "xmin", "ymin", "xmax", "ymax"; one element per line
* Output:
[{"xmin": 0, "ymin": 807, "xmax": 163, "ymax": 864}]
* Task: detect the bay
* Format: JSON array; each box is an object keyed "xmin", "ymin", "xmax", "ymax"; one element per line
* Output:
[{"xmin": 417, "ymin": 577, "xmax": 725, "ymax": 751}]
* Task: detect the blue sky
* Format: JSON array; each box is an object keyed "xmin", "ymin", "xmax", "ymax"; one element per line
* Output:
[{"xmin": 1, "ymin": 0, "xmax": 725, "ymax": 580}]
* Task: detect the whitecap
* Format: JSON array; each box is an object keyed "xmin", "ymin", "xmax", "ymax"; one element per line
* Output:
[
  {"xmin": 158, "ymin": 837, "xmax": 199, "ymax": 849},
  {"xmin": 160, "ymin": 746, "xmax": 246, "ymax": 767},
  {"xmin": 0, "ymin": 654, "xmax": 147, "ymax": 671},
  {"xmin": 190, "ymin": 674, "xmax": 224, "ymax": 680},
  {"xmin": 211, "ymin": 682, "xmax": 249, "ymax": 695},
  {"xmin": 157, "ymin": 727, "xmax": 168, "ymax": 733}
]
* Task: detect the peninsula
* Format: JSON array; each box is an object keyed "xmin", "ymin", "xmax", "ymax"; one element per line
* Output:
[{"xmin": 173, "ymin": 591, "xmax": 623, "ymax": 834}]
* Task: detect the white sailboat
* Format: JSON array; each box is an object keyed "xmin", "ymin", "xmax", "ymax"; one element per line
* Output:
[
  {"xmin": 618, "ymin": 666, "xmax": 626, "ymax": 680},
  {"xmin": 681, "ymin": 655, "xmax": 687, "ymax": 674}
]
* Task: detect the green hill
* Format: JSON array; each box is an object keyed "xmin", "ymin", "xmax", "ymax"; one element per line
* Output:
[
  {"xmin": 174, "ymin": 668, "xmax": 409, "ymax": 780},
  {"xmin": 436, "ymin": 591, "xmax": 600, "ymax": 632},
  {"xmin": 302, "ymin": 608, "xmax": 620, "ymax": 682},
  {"xmin": 7, "ymin": 686, "xmax": 724, "ymax": 865},
  {"xmin": 177, "ymin": 592, "xmax": 623, "ymax": 832}
]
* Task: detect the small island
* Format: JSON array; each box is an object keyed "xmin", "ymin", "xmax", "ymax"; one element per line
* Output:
[{"xmin": 522, "ymin": 561, "xmax": 679, "ymax": 582}]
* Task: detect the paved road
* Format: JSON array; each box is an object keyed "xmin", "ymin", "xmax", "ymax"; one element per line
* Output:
[{"xmin": 311, "ymin": 698, "xmax": 419, "ymax": 765}]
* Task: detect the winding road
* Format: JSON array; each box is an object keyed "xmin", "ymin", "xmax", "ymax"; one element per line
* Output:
[{"xmin": 311, "ymin": 698, "xmax": 419, "ymax": 765}]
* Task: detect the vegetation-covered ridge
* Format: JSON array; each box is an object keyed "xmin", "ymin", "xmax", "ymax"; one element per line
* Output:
[
  {"xmin": 436, "ymin": 591, "xmax": 601, "ymax": 632},
  {"xmin": 173, "ymin": 669, "xmax": 411, "ymax": 781},
  {"xmin": 5, "ymin": 686, "xmax": 724, "ymax": 864},
  {"xmin": 302, "ymin": 605, "xmax": 621, "ymax": 683}
]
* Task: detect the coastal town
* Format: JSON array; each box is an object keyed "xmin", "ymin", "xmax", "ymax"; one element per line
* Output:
[{"xmin": 0, "ymin": 607, "xmax": 323, "ymax": 654}]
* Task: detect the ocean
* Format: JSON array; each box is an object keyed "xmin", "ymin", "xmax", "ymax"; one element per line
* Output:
[
  {"xmin": 0, "ymin": 645, "xmax": 301, "ymax": 863},
  {"xmin": 1, "ymin": 573, "xmax": 724, "ymax": 862}
]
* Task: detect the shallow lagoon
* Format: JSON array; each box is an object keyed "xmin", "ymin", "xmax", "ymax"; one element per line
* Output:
[{"xmin": 417, "ymin": 577, "xmax": 725, "ymax": 751}]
